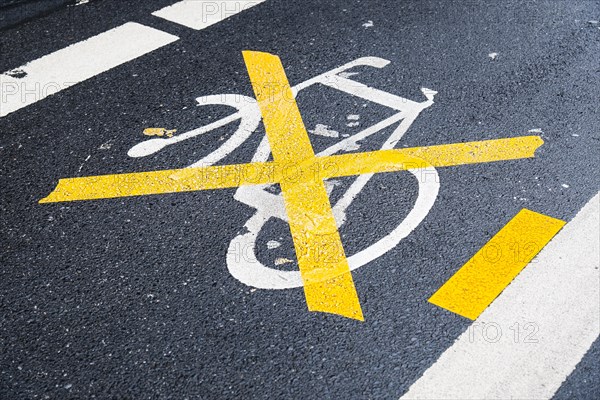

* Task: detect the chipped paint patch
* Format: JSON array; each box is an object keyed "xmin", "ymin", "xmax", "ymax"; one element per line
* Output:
[
  {"xmin": 143, "ymin": 128, "xmax": 177, "ymax": 138},
  {"xmin": 362, "ymin": 20, "xmax": 374, "ymax": 28},
  {"xmin": 309, "ymin": 124, "xmax": 339, "ymax": 138},
  {"xmin": 274, "ymin": 257, "xmax": 294, "ymax": 266},
  {"xmin": 267, "ymin": 240, "xmax": 281, "ymax": 249},
  {"xmin": 99, "ymin": 140, "xmax": 113, "ymax": 150},
  {"xmin": 488, "ymin": 52, "xmax": 498, "ymax": 60},
  {"xmin": 5, "ymin": 68, "xmax": 27, "ymax": 78}
]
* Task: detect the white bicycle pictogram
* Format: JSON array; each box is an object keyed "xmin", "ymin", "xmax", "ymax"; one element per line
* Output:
[{"xmin": 128, "ymin": 56, "xmax": 440, "ymax": 290}]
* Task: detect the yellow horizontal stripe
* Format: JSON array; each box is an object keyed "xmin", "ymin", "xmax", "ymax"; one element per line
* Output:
[
  {"xmin": 323, "ymin": 136, "xmax": 543, "ymax": 177},
  {"xmin": 39, "ymin": 162, "xmax": 277, "ymax": 203},
  {"xmin": 428, "ymin": 209, "xmax": 565, "ymax": 320},
  {"xmin": 39, "ymin": 136, "xmax": 543, "ymax": 204}
]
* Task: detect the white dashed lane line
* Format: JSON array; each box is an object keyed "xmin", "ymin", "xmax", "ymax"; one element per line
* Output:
[
  {"xmin": 152, "ymin": 0, "xmax": 267, "ymax": 30},
  {"xmin": 0, "ymin": 22, "xmax": 178, "ymax": 118},
  {"xmin": 0, "ymin": 0, "xmax": 269, "ymax": 118}
]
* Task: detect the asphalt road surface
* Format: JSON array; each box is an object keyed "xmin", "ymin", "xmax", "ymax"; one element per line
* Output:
[{"xmin": 1, "ymin": 0, "xmax": 599, "ymax": 399}]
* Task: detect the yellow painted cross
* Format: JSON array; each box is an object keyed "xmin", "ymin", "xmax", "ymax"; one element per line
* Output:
[{"xmin": 40, "ymin": 51, "xmax": 544, "ymax": 321}]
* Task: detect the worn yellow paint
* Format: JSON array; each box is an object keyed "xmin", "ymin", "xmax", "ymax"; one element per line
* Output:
[
  {"xmin": 428, "ymin": 209, "xmax": 565, "ymax": 320},
  {"xmin": 39, "ymin": 162, "xmax": 278, "ymax": 203},
  {"xmin": 39, "ymin": 136, "xmax": 543, "ymax": 203},
  {"xmin": 243, "ymin": 50, "xmax": 364, "ymax": 320},
  {"xmin": 39, "ymin": 50, "xmax": 548, "ymax": 321},
  {"xmin": 322, "ymin": 136, "xmax": 543, "ymax": 178},
  {"xmin": 143, "ymin": 128, "xmax": 177, "ymax": 137}
]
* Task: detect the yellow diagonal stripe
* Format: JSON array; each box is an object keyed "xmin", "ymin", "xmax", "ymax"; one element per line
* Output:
[
  {"xmin": 428, "ymin": 209, "xmax": 565, "ymax": 320},
  {"xmin": 243, "ymin": 50, "xmax": 364, "ymax": 321},
  {"xmin": 39, "ymin": 136, "xmax": 543, "ymax": 203}
]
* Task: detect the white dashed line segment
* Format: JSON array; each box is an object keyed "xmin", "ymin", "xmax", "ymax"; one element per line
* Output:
[
  {"xmin": 0, "ymin": 22, "xmax": 179, "ymax": 118},
  {"xmin": 152, "ymin": 0, "xmax": 266, "ymax": 30}
]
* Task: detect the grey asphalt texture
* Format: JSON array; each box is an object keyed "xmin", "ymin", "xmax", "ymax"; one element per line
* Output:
[
  {"xmin": 1, "ymin": 0, "xmax": 599, "ymax": 398},
  {"xmin": 0, "ymin": 0, "xmax": 75, "ymax": 31}
]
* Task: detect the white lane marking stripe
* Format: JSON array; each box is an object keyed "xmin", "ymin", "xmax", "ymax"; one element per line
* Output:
[
  {"xmin": 0, "ymin": 22, "xmax": 179, "ymax": 118},
  {"xmin": 401, "ymin": 192, "xmax": 600, "ymax": 400},
  {"xmin": 152, "ymin": 0, "xmax": 266, "ymax": 30}
]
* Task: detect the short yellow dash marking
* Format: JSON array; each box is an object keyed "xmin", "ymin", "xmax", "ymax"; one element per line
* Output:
[
  {"xmin": 243, "ymin": 50, "xmax": 364, "ymax": 321},
  {"xmin": 428, "ymin": 209, "xmax": 565, "ymax": 320}
]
